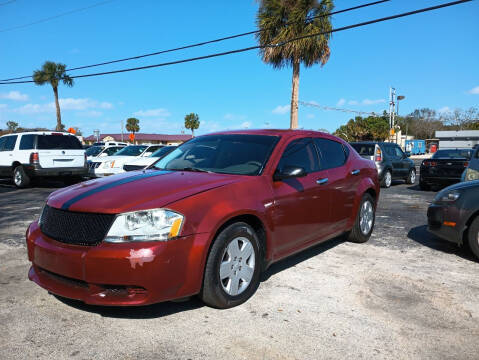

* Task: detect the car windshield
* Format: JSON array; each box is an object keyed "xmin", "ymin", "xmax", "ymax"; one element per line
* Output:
[
  {"xmin": 153, "ymin": 134, "xmax": 278, "ymax": 175},
  {"xmin": 351, "ymin": 143, "xmax": 375, "ymax": 156},
  {"xmin": 432, "ymin": 149, "xmax": 472, "ymax": 159},
  {"xmin": 85, "ymin": 146, "xmax": 103, "ymax": 156},
  {"xmin": 37, "ymin": 135, "xmax": 83, "ymax": 150},
  {"xmin": 150, "ymin": 146, "xmax": 176, "ymax": 158},
  {"xmin": 114, "ymin": 145, "xmax": 147, "ymax": 156}
]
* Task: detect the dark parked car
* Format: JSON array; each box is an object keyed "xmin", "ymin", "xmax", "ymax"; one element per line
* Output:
[
  {"xmin": 427, "ymin": 180, "xmax": 479, "ymax": 259},
  {"xmin": 419, "ymin": 148, "xmax": 473, "ymax": 190},
  {"xmin": 462, "ymin": 146, "xmax": 479, "ymax": 182},
  {"xmin": 26, "ymin": 130, "xmax": 380, "ymax": 309},
  {"xmin": 350, "ymin": 141, "xmax": 416, "ymax": 188}
]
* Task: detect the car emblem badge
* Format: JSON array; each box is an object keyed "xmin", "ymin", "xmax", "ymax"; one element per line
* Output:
[
  {"xmin": 447, "ymin": 162, "xmax": 452, "ymax": 165},
  {"xmin": 62, "ymin": 150, "xmax": 65, "ymax": 154}
]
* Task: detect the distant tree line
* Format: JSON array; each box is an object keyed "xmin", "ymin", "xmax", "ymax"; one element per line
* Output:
[{"xmin": 334, "ymin": 107, "xmax": 479, "ymax": 142}]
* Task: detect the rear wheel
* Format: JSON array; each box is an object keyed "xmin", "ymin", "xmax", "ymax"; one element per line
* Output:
[
  {"xmin": 406, "ymin": 168, "xmax": 416, "ymax": 184},
  {"xmin": 348, "ymin": 193, "xmax": 376, "ymax": 243},
  {"xmin": 13, "ymin": 166, "xmax": 30, "ymax": 188},
  {"xmin": 468, "ymin": 217, "xmax": 479, "ymax": 260},
  {"xmin": 200, "ymin": 222, "xmax": 261, "ymax": 308},
  {"xmin": 381, "ymin": 170, "xmax": 392, "ymax": 188}
]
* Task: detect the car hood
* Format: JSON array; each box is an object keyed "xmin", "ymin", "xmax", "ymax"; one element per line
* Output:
[
  {"xmin": 47, "ymin": 170, "xmax": 243, "ymax": 213},
  {"xmin": 125, "ymin": 157, "xmax": 157, "ymax": 166},
  {"xmin": 440, "ymin": 179, "xmax": 479, "ymax": 192}
]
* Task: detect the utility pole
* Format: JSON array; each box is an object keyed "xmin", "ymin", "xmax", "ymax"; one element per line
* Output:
[{"xmin": 389, "ymin": 87, "xmax": 396, "ymax": 142}]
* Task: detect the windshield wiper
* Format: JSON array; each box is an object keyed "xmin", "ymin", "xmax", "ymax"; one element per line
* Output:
[{"xmin": 170, "ymin": 167, "xmax": 212, "ymax": 173}]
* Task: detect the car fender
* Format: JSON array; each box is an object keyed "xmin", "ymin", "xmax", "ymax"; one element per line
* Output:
[{"xmin": 347, "ymin": 176, "xmax": 378, "ymax": 229}]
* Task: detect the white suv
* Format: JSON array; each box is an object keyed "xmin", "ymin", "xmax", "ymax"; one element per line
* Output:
[{"xmin": 0, "ymin": 131, "xmax": 87, "ymax": 188}]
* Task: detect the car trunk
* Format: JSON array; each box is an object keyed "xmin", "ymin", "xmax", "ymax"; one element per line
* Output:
[{"xmin": 424, "ymin": 158, "xmax": 469, "ymax": 178}]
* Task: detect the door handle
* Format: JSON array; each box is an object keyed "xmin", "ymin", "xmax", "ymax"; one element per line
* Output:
[
  {"xmin": 351, "ymin": 169, "xmax": 360, "ymax": 175},
  {"xmin": 316, "ymin": 178, "xmax": 328, "ymax": 185}
]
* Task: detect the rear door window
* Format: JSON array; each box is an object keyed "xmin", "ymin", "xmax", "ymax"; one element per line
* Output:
[
  {"xmin": 0, "ymin": 137, "xmax": 7, "ymax": 151},
  {"xmin": 37, "ymin": 135, "xmax": 83, "ymax": 150},
  {"xmin": 351, "ymin": 144, "xmax": 374, "ymax": 156},
  {"xmin": 277, "ymin": 138, "xmax": 320, "ymax": 174},
  {"xmin": 314, "ymin": 138, "xmax": 346, "ymax": 169},
  {"xmin": 3, "ymin": 135, "xmax": 18, "ymax": 151},
  {"xmin": 19, "ymin": 135, "xmax": 35, "ymax": 150}
]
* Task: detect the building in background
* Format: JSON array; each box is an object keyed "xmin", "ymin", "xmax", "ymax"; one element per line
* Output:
[
  {"xmin": 435, "ymin": 130, "xmax": 479, "ymax": 149},
  {"xmin": 84, "ymin": 133, "xmax": 192, "ymax": 146}
]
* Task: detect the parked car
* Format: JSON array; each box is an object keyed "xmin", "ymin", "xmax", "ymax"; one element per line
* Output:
[
  {"xmin": 88, "ymin": 144, "xmax": 163, "ymax": 177},
  {"xmin": 462, "ymin": 146, "xmax": 479, "ymax": 182},
  {"xmin": 26, "ymin": 130, "xmax": 380, "ymax": 308},
  {"xmin": 427, "ymin": 180, "xmax": 479, "ymax": 259},
  {"xmin": 0, "ymin": 131, "xmax": 87, "ymax": 188},
  {"xmin": 123, "ymin": 145, "xmax": 177, "ymax": 172},
  {"xmin": 86, "ymin": 145, "xmax": 125, "ymax": 161},
  {"xmin": 419, "ymin": 148, "xmax": 473, "ymax": 190},
  {"xmin": 93, "ymin": 141, "xmax": 128, "ymax": 147},
  {"xmin": 350, "ymin": 141, "xmax": 416, "ymax": 188}
]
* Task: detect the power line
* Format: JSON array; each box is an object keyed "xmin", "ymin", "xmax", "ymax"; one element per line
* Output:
[
  {"xmin": 0, "ymin": 0, "xmax": 17, "ymax": 7},
  {"xmin": 0, "ymin": 0, "xmax": 391, "ymax": 82},
  {"xmin": 300, "ymin": 101, "xmax": 387, "ymax": 116},
  {"xmin": 0, "ymin": 0, "xmax": 473, "ymax": 85},
  {"xmin": 0, "ymin": 0, "xmax": 118, "ymax": 34}
]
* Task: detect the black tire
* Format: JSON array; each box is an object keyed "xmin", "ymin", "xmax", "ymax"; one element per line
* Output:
[
  {"xmin": 13, "ymin": 165, "xmax": 30, "ymax": 188},
  {"xmin": 63, "ymin": 176, "xmax": 82, "ymax": 186},
  {"xmin": 406, "ymin": 168, "xmax": 416, "ymax": 184},
  {"xmin": 381, "ymin": 170, "xmax": 392, "ymax": 188},
  {"xmin": 467, "ymin": 217, "xmax": 479, "ymax": 260},
  {"xmin": 200, "ymin": 222, "xmax": 262, "ymax": 309},
  {"xmin": 347, "ymin": 193, "xmax": 376, "ymax": 243},
  {"xmin": 419, "ymin": 180, "xmax": 430, "ymax": 191}
]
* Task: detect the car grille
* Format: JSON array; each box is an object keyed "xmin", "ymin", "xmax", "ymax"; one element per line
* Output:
[
  {"xmin": 89, "ymin": 162, "xmax": 101, "ymax": 169},
  {"xmin": 39, "ymin": 205, "xmax": 115, "ymax": 246},
  {"xmin": 123, "ymin": 164, "xmax": 145, "ymax": 172}
]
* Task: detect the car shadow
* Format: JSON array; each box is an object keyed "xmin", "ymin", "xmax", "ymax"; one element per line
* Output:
[
  {"xmin": 261, "ymin": 235, "xmax": 344, "ymax": 282},
  {"xmin": 54, "ymin": 295, "xmax": 205, "ymax": 319},
  {"xmin": 407, "ymin": 225, "xmax": 477, "ymax": 262},
  {"xmin": 0, "ymin": 179, "xmax": 66, "ymax": 193},
  {"xmin": 54, "ymin": 236, "xmax": 345, "ymax": 318}
]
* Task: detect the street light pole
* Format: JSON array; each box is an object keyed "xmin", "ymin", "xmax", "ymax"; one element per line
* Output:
[{"xmin": 396, "ymin": 95, "xmax": 405, "ymax": 147}]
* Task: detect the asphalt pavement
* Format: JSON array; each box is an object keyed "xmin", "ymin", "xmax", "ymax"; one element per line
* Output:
[{"xmin": 0, "ymin": 176, "xmax": 478, "ymax": 359}]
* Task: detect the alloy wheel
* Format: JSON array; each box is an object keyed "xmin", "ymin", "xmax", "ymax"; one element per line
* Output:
[
  {"xmin": 385, "ymin": 172, "xmax": 392, "ymax": 187},
  {"xmin": 359, "ymin": 200, "xmax": 374, "ymax": 235},
  {"xmin": 14, "ymin": 169, "xmax": 22, "ymax": 186},
  {"xmin": 220, "ymin": 237, "xmax": 255, "ymax": 296},
  {"xmin": 410, "ymin": 170, "xmax": 416, "ymax": 183}
]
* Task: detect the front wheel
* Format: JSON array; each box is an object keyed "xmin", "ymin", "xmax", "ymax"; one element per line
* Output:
[
  {"xmin": 348, "ymin": 193, "xmax": 376, "ymax": 243},
  {"xmin": 406, "ymin": 168, "xmax": 416, "ymax": 184},
  {"xmin": 468, "ymin": 217, "xmax": 479, "ymax": 260},
  {"xmin": 13, "ymin": 166, "xmax": 30, "ymax": 188},
  {"xmin": 200, "ymin": 222, "xmax": 261, "ymax": 309}
]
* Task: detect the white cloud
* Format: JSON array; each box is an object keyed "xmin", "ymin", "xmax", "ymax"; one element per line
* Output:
[
  {"xmin": 0, "ymin": 91, "xmax": 29, "ymax": 101},
  {"xmin": 133, "ymin": 108, "xmax": 171, "ymax": 118},
  {"xmin": 272, "ymin": 104, "xmax": 290, "ymax": 114},
  {"xmin": 362, "ymin": 98, "xmax": 385, "ymax": 105},
  {"xmin": 78, "ymin": 110, "xmax": 103, "ymax": 118},
  {"xmin": 240, "ymin": 121, "xmax": 251, "ymax": 129},
  {"xmin": 468, "ymin": 86, "xmax": 479, "ymax": 95},
  {"xmin": 306, "ymin": 113, "xmax": 315, "ymax": 119},
  {"xmin": 348, "ymin": 100, "xmax": 359, "ymax": 106},
  {"xmin": 438, "ymin": 106, "xmax": 451, "ymax": 114},
  {"xmin": 12, "ymin": 97, "xmax": 114, "ymax": 114},
  {"xmin": 336, "ymin": 98, "xmax": 346, "ymax": 106}
]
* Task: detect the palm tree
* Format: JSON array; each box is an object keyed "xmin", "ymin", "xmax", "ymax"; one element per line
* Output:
[
  {"xmin": 256, "ymin": 0, "xmax": 333, "ymax": 129},
  {"xmin": 126, "ymin": 117, "xmax": 140, "ymax": 134},
  {"xmin": 33, "ymin": 61, "xmax": 73, "ymax": 131},
  {"xmin": 184, "ymin": 113, "xmax": 200, "ymax": 136}
]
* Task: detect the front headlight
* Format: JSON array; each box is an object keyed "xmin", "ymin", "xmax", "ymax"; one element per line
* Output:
[
  {"xmin": 434, "ymin": 190, "xmax": 461, "ymax": 203},
  {"xmin": 104, "ymin": 208, "xmax": 184, "ymax": 243},
  {"xmin": 102, "ymin": 161, "xmax": 111, "ymax": 169}
]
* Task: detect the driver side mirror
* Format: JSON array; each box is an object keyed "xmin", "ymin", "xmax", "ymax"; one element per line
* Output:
[
  {"xmin": 405, "ymin": 151, "xmax": 411, "ymax": 158},
  {"xmin": 273, "ymin": 166, "xmax": 306, "ymax": 181}
]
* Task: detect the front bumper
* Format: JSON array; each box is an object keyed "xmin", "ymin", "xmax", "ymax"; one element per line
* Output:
[
  {"xmin": 89, "ymin": 166, "xmax": 124, "ymax": 178},
  {"xmin": 427, "ymin": 203, "xmax": 463, "ymax": 245},
  {"xmin": 25, "ymin": 164, "xmax": 87, "ymax": 177},
  {"xmin": 26, "ymin": 221, "xmax": 210, "ymax": 306}
]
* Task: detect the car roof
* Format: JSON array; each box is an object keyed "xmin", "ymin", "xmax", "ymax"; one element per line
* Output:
[
  {"xmin": 0, "ymin": 131, "xmax": 76, "ymax": 137},
  {"xmin": 204, "ymin": 128, "xmax": 333, "ymax": 139},
  {"xmin": 350, "ymin": 141, "xmax": 390, "ymax": 145}
]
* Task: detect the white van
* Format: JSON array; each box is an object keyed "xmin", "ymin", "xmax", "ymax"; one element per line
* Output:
[{"xmin": 0, "ymin": 131, "xmax": 87, "ymax": 188}]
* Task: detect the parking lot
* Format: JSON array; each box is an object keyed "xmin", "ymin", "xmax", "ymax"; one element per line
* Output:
[{"xmin": 1, "ymin": 170, "xmax": 478, "ymax": 360}]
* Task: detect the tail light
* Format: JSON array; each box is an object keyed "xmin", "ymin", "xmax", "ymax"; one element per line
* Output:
[
  {"xmin": 464, "ymin": 161, "xmax": 469, "ymax": 167},
  {"xmin": 375, "ymin": 146, "xmax": 383, "ymax": 162},
  {"xmin": 423, "ymin": 160, "xmax": 437, "ymax": 167},
  {"xmin": 30, "ymin": 152, "xmax": 39, "ymax": 164}
]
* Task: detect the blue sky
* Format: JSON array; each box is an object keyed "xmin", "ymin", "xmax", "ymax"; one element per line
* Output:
[{"xmin": 0, "ymin": 0, "xmax": 478, "ymax": 136}]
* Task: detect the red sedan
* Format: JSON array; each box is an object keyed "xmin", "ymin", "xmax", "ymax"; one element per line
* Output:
[{"xmin": 26, "ymin": 130, "xmax": 379, "ymax": 308}]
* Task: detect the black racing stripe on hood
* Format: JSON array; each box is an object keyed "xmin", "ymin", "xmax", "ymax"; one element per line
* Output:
[{"xmin": 61, "ymin": 171, "xmax": 172, "ymax": 210}]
